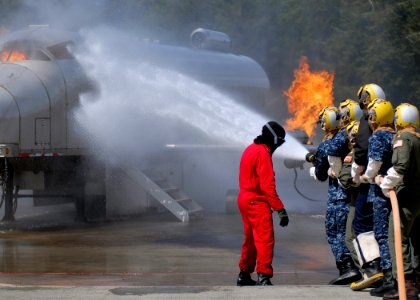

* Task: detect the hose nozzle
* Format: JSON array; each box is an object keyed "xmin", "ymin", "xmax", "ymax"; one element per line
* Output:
[{"xmin": 305, "ymin": 153, "xmax": 315, "ymax": 163}]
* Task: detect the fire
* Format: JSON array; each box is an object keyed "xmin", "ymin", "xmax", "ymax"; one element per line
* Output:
[
  {"xmin": 0, "ymin": 50, "xmax": 27, "ymax": 62},
  {"xmin": 284, "ymin": 56, "xmax": 334, "ymax": 140}
]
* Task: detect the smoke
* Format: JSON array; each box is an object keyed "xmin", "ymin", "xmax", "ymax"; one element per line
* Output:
[{"xmin": 6, "ymin": 1, "xmax": 324, "ymax": 214}]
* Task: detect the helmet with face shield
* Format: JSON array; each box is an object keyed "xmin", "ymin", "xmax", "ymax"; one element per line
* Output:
[
  {"xmin": 346, "ymin": 120, "xmax": 360, "ymax": 147},
  {"xmin": 394, "ymin": 103, "xmax": 419, "ymax": 130},
  {"xmin": 357, "ymin": 83, "xmax": 385, "ymax": 109},
  {"xmin": 366, "ymin": 99, "xmax": 394, "ymax": 131},
  {"xmin": 339, "ymin": 99, "xmax": 363, "ymax": 127},
  {"xmin": 318, "ymin": 106, "xmax": 340, "ymax": 132}
]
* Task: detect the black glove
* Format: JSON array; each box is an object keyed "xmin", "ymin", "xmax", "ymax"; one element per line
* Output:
[{"xmin": 278, "ymin": 208, "xmax": 289, "ymax": 227}]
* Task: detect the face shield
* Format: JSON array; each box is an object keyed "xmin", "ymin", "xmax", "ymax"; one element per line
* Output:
[
  {"xmin": 359, "ymin": 92, "xmax": 371, "ymax": 110},
  {"xmin": 368, "ymin": 109, "xmax": 377, "ymax": 130},
  {"xmin": 265, "ymin": 122, "xmax": 286, "ymax": 146},
  {"xmin": 339, "ymin": 108, "xmax": 350, "ymax": 127}
]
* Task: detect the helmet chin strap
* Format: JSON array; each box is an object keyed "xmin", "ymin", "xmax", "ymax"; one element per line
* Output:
[{"xmin": 265, "ymin": 122, "xmax": 278, "ymax": 145}]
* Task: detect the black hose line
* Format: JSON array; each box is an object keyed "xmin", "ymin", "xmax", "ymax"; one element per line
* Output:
[{"xmin": 292, "ymin": 168, "xmax": 323, "ymax": 202}]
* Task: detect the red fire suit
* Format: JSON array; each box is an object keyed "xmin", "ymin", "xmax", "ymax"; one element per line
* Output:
[{"xmin": 238, "ymin": 143, "xmax": 285, "ymax": 276}]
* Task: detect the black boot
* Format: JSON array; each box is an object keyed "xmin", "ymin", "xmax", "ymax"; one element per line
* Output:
[
  {"xmin": 350, "ymin": 258, "xmax": 383, "ymax": 291},
  {"xmin": 370, "ymin": 268, "xmax": 395, "ymax": 297},
  {"xmin": 236, "ymin": 271, "xmax": 256, "ymax": 286},
  {"xmin": 383, "ymin": 279, "xmax": 419, "ymax": 300},
  {"xmin": 329, "ymin": 257, "xmax": 362, "ymax": 285},
  {"xmin": 257, "ymin": 273, "xmax": 273, "ymax": 286}
]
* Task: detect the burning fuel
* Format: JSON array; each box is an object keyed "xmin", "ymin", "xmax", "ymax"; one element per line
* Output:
[
  {"xmin": 284, "ymin": 56, "xmax": 334, "ymax": 141},
  {"xmin": 1, "ymin": 50, "xmax": 27, "ymax": 62}
]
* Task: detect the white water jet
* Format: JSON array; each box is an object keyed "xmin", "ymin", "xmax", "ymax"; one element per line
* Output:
[{"xmin": 75, "ymin": 27, "xmax": 309, "ymax": 164}]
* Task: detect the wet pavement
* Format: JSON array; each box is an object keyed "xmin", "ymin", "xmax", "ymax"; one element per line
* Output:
[
  {"xmin": 0, "ymin": 208, "xmax": 334, "ymax": 285},
  {"xmin": 0, "ymin": 204, "xmax": 381, "ymax": 299}
]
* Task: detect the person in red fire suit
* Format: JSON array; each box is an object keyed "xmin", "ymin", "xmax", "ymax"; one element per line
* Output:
[{"xmin": 237, "ymin": 121, "xmax": 289, "ymax": 286}]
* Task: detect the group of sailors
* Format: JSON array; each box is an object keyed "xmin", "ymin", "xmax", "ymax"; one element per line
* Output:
[{"xmin": 309, "ymin": 83, "xmax": 420, "ymax": 300}]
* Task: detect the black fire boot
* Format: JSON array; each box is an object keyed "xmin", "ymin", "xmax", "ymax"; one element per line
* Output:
[
  {"xmin": 329, "ymin": 257, "xmax": 362, "ymax": 285},
  {"xmin": 350, "ymin": 258, "xmax": 383, "ymax": 291},
  {"xmin": 257, "ymin": 273, "xmax": 273, "ymax": 286},
  {"xmin": 383, "ymin": 279, "xmax": 419, "ymax": 300},
  {"xmin": 236, "ymin": 271, "xmax": 256, "ymax": 286},
  {"xmin": 370, "ymin": 268, "xmax": 395, "ymax": 297}
]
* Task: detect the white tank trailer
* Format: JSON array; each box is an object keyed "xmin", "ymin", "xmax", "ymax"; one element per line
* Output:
[{"xmin": 0, "ymin": 26, "xmax": 270, "ymax": 222}]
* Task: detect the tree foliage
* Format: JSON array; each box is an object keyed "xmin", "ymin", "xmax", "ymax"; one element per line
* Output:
[{"xmin": 0, "ymin": 0, "xmax": 419, "ymax": 109}]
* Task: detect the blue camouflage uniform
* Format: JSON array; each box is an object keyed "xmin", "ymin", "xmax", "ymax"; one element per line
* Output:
[
  {"xmin": 367, "ymin": 129, "xmax": 395, "ymax": 270},
  {"xmin": 314, "ymin": 132, "xmax": 352, "ymax": 263},
  {"xmin": 327, "ymin": 127, "xmax": 349, "ymax": 160}
]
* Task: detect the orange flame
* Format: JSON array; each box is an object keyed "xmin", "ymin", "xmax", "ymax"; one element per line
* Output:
[
  {"xmin": 284, "ymin": 56, "xmax": 334, "ymax": 140},
  {"xmin": 1, "ymin": 50, "xmax": 27, "ymax": 62}
]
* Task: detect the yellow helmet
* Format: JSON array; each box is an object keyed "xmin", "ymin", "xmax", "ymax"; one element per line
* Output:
[
  {"xmin": 318, "ymin": 106, "xmax": 329, "ymax": 120},
  {"xmin": 367, "ymin": 99, "xmax": 394, "ymax": 128},
  {"xmin": 394, "ymin": 103, "xmax": 419, "ymax": 129},
  {"xmin": 357, "ymin": 83, "xmax": 385, "ymax": 109},
  {"xmin": 339, "ymin": 99, "xmax": 363, "ymax": 126},
  {"xmin": 346, "ymin": 120, "xmax": 360, "ymax": 137},
  {"xmin": 318, "ymin": 106, "xmax": 340, "ymax": 132}
]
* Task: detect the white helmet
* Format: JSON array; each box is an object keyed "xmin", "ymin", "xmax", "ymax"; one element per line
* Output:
[
  {"xmin": 339, "ymin": 99, "xmax": 363, "ymax": 127},
  {"xmin": 357, "ymin": 83, "xmax": 386, "ymax": 109},
  {"xmin": 394, "ymin": 103, "xmax": 419, "ymax": 129}
]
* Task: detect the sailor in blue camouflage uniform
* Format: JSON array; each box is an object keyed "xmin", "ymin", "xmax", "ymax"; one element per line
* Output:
[
  {"xmin": 360, "ymin": 99, "xmax": 395, "ymax": 297},
  {"xmin": 309, "ymin": 106, "xmax": 360, "ymax": 285},
  {"xmin": 327, "ymin": 99, "xmax": 363, "ymax": 271}
]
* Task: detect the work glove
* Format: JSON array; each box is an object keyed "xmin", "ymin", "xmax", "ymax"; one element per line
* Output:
[
  {"xmin": 327, "ymin": 167, "xmax": 336, "ymax": 178},
  {"xmin": 374, "ymin": 175, "xmax": 383, "ymax": 186},
  {"xmin": 278, "ymin": 208, "xmax": 289, "ymax": 227},
  {"xmin": 359, "ymin": 174, "xmax": 369, "ymax": 184},
  {"xmin": 309, "ymin": 167, "xmax": 317, "ymax": 180},
  {"xmin": 351, "ymin": 162, "xmax": 364, "ymax": 178},
  {"xmin": 381, "ymin": 188, "xmax": 391, "ymax": 198},
  {"xmin": 351, "ymin": 175, "xmax": 361, "ymax": 187}
]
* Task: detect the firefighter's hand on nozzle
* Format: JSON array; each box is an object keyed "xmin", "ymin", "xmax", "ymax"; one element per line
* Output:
[{"xmin": 278, "ymin": 208, "xmax": 289, "ymax": 227}]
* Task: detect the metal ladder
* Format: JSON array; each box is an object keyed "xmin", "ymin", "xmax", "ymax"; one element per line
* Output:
[{"xmin": 121, "ymin": 166, "xmax": 203, "ymax": 222}]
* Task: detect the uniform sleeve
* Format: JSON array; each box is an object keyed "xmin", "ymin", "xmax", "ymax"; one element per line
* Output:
[
  {"xmin": 256, "ymin": 151, "xmax": 285, "ymax": 211},
  {"xmin": 363, "ymin": 133, "xmax": 384, "ymax": 182},
  {"xmin": 368, "ymin": 134, "xmax": 387, "ymax": 161},
  {"xmin": 337, "ymin": 157, "xmax": 353, "ymax": 189},
  {"xmin": 314, "ymin": 141, "xmax": 329, "ymax": 182},
  {"xmin": 391, "ymin": 137, "xmax": 411, "ymax": 176}
]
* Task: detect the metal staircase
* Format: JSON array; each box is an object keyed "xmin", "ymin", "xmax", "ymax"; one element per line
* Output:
[{"xmin": 120, "ymin": 166, "xmax": 203, "ymax": 222}]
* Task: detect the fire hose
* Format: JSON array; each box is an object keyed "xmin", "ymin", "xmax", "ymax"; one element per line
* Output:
[
  {"xmin": 389, "ymin": 190, "xmax": 407, "ymax": 300},
  {"xmin": 283, "ymin": 155, "xmax": 323, "ymax": 202},
  {"xmin": 291, "ymin": 167, "xmax": 323, "ymax": 202}
]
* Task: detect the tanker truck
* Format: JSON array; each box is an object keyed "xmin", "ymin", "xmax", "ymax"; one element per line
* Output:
[{"xmin": 0, "ymin": 26, "xmax": 270, "ymax": 222}]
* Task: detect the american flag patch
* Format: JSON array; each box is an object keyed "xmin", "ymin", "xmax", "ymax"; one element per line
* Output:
[
  {"xmin": 393, "ymin": 140, "xmax": 403, "ymax": 148},
  {"xmin": 344, "ymin": 155, "xmax": 352, "ymax": 163}
]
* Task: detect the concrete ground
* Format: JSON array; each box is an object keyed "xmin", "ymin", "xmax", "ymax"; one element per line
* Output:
[
  {"xmin": 0, "ymin": 205, "xmax": 384, "ymax": 299},
  {"xmin": 0, "ymin": 285, "xmax": 377, "ymax": 299}
]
